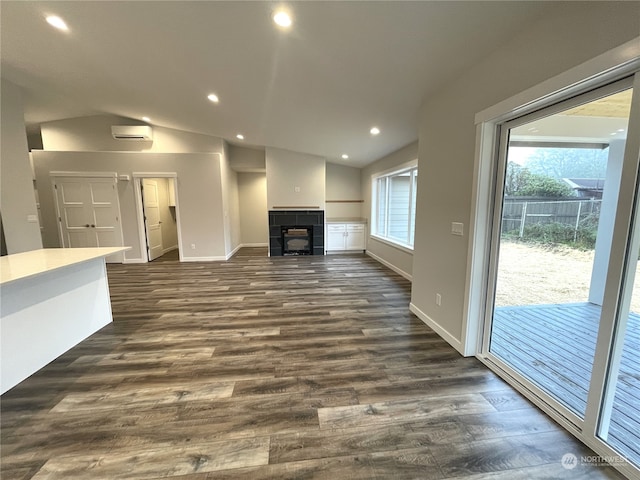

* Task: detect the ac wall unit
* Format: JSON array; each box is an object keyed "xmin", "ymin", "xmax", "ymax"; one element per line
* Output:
[{"xmin": 111, "ymin": 125, "xmax": 153, "ymax": 141}]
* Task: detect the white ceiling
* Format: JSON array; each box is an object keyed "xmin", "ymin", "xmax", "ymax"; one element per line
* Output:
[{"xmin": 1, "ymin": 1, "xmax": 560, "ymax": 167}]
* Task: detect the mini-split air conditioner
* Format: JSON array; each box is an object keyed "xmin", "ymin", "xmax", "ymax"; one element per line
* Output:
[{"xmin": 111, "ymin": 125, "xmax": 153, "ymax": 141}]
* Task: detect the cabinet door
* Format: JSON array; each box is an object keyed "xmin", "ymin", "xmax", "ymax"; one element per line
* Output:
[
  {"xmin": 326, "ymin": 224, "xmax": 346, "ymax": 250},
  {"xmin": 346, "ymin": 224, "xmax": 365, "ymax": 250}
]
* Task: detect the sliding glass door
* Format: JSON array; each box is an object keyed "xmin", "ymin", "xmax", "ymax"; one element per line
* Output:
[{"xmin": 482, "ymin": 73, "xmax": 640, "ymax": 473}]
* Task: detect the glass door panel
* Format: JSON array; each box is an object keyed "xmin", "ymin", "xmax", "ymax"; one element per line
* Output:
[
  {"xmin": 597, "ymin": 247, "xmax": 640, "ymax": 467},
  {"xmin": 488, "ymin": 87, "xmax": 632, "ymax": 419}
]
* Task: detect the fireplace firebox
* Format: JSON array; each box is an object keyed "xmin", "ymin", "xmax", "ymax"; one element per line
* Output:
[{"xmin": 282, "ymin": 226, "xmax": 312, "ymax": 255}]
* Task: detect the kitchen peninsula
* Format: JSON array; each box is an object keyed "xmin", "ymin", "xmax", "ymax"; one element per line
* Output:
[{"xmin": 0, "ymin": 247, "xmax": 128, "ymax": 394}]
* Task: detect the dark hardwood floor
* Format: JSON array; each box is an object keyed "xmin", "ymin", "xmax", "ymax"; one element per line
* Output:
[{"xmin": 0, "ymin": 248, "xmax": 627, "ymax": 479}]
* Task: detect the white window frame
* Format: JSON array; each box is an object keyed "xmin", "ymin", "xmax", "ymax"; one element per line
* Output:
[{"xmin": 371, "ymin": 160, "xmax": 418, "ymax": 250}]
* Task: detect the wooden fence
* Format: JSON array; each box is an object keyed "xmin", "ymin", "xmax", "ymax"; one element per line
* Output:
[{"xmin": 502, "ymin": 197, "xmax": 602, "ymax": 239}]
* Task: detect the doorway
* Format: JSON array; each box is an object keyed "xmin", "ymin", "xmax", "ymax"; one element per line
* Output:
[
  {"xmin": 134, "ymin": 175, "xmax": 180, "ymax": 262},
  {"xmin": 480, "ymin": 74, "xmax": 640, "ymax": 473}
]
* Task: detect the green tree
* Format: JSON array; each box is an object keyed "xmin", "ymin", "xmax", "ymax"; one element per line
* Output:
[{"xmin": 505, "ymin": 161, "xmax": 574, "ymax": 197}]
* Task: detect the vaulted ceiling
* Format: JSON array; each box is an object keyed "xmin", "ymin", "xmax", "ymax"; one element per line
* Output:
[{"xmin": 2, "ymin": 1, "xmax": 566, "ymax": 166}]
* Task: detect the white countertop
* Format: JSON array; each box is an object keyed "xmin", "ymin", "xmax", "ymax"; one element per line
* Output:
[
  {"xmin": 0, "ymin": 247, "xmax": 129, "ymax": 286},
  {"xmin": 325, "ymin": 217, "xmax": 367, "ymax": 224}
]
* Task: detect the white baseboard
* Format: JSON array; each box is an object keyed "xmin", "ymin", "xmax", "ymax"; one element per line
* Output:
[
  {"xmin": 162, "ymin": 245, "xmax": 178, "ymax": 254},
  {"xmin": 123, "ymin": 257, "xmax": 146, "ymax": 264},
  {"xmin": 409, "ymin": 302, "xmax": 466, "ymax": 356},
  {"xmin": 180, "ymin": 256, "xmax": 227, "ymax": 262},
  {"xmin": 225, "ymin": 244, "xmax": 242, "ymax": 260},
  {"xmin": 366, "ymin": 250, "xmax": 412, "ymax": 281}
]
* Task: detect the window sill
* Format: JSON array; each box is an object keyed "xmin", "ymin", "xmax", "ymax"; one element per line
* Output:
[{"xmin": 369, "ymin": 235, "xmax": 414, "ymax": 254}]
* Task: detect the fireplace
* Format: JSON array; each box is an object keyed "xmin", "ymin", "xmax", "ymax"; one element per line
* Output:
[
  {"xmin": 268, "ymin": 210, "xmax": 324, "ymax": 256},
  {"xmin": 282, "ymin": 226, "xmax": 312, "ymax": 255}
]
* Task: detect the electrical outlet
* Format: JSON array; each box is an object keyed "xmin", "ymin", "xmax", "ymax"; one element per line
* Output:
[
  {"xmin": 294, "ymin": 186, "xmax": 301, "ymax": 193},
  {"xmin": 436, "ymin": 293, "xmax": 442, "ymax": 306},
  {"xmin": 191, "ymin": 243, "xmax": 196, "ymax": 250}
]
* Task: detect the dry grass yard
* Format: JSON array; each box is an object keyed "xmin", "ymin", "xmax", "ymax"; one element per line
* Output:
[{"xmin": 495, "ymin": 241, "xmax": 640, "ymax": 312}]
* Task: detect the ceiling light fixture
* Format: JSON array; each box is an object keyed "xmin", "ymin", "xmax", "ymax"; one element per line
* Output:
[
  {"xmin": 207, "ymin": 93, "xmax": 219, "ymax": 103},
  {"xmin": 236, "ymin": 134, "xmax": 244, "ymax": 140},
  {"xmin": 273, "ymin": 10, "xmax": 292, "ymax": 28},
  {"xmin": 341, "ymin": 154, "xmax": 349, "ymax": 160},
  {"xmin": 618, "ymin": 128, "xmax": 625, "ymax": 132},
  {"xmin": 370, "ymin": 127, "xmax": 380, "ymax": 135},
  {"xmin": 142, "ymin": 116, "xmax": 151, "ymax": 122},
  {"xmin": 46, "ymin": 15, "xmax": 69, "ymax": 31}
]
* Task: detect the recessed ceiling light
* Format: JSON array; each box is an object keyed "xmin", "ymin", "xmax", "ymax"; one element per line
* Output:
[
  {"xmin": 611, "ymin": 132, "xmax": 617, "ymax": 136},
  {"xmin": 236, "ymin": 134, "xmax": 244, "ymax": 140},
  {"xmin": 341, "ymin": 154, "xmax": 349, "ymax": 160},
  {"xmin": 370, "ymin": 127, "xmax": 380, "ymax": 135},
  {"xmin": 46, "ymin": 15, "xmax": 69, "ymax": 31},
  {"xmin": 207, "ymin": 93, "xmax": 219, "ymax": 103},
  {"xmin": 273, "ymin": 10, "xmax": 292, "ymax": 28},
  {"xmin": 618, "ymin": 128, "xmax": 625, "ymax": 132},
  {"xmin": 142, "ymin": 116, "xmax": 151, "ymax": 122}
]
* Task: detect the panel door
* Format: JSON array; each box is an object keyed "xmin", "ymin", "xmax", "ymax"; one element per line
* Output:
[
  {"xmin": 53, "ymin": 176, "xmax": 123, "ymax": 261},
  {"xmin": 142, "ymin": 179, "xmax": 164, "ymax": 261},
  {"xmin": 87, "ymin": 178, "xmax": 121, "ymax": 248},
  {"xmin": 54, "ymin": 178, "xmax": 95, "ymax": 248}
]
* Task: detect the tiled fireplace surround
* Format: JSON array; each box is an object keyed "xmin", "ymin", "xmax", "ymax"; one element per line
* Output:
[{"xmin": 268, "ymin": 210, "xmax": 325, "ymax": 256}]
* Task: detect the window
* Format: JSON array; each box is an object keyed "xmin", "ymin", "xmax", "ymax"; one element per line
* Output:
[{"xmin": 371, "ymin": 164, "xmax": 418, "ymax": 248}]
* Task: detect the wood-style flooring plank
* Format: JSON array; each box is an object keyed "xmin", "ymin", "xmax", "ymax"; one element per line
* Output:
[{"xmin": 0, "ymin": 248, "xmax": 627, "ymax": 479}]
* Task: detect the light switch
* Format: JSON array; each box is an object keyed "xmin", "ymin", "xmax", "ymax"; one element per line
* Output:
[
  {"xmin": 27, "ymin": 214, "xmax": 38, "ymax": 223},
  {"xmin": 294, "ymin": 186, "xmax": 301, "ymax": 193},
  {"xmin": 451, "ymin": 222, "xmax": 464, "ymax": 236}
]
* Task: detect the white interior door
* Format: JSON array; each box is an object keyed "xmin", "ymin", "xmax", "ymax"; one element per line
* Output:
[
  {"xmin": 142, "ymin": 179, "xmax": 163, "ymax": 261},
  {"xmin": 55, "ymin": 178, "xmax": 94, "ymax": 247},
  {"xmin": 53, "ymin": 175, "xmax": 123, "ymax": 261}
]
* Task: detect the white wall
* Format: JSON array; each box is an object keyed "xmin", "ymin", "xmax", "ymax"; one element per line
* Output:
[
  {"xmin": 266, "ymin": 147, "xmax": 325, "ymax": 210},
  {"xmin": 325, "ymin": 162, "xmax": 362, "ymax": 218},
  {"xmin": 361, "ymin": 142, "xmax": 418, "ymax": 279},
  {"xmin": 411, "ymin": 2, "xmax": 640, "ymax": 352},
  {"xmin": 33, "ymin": 114, "xmax": 238, "ymax": 261},
  {"xmin": 0, "ymin": 78, "xmax": 43, "ymax": 254},
  {"xmin": 33, "ymin": 151, "xmax": 226, "ymax": 262},
  {"xmin": 220, "ymin": 141, "xmax": 241, "ymax": 256},
  {"xmin": 40, "ymin": 115, "xmax": 224, "ymax": 153},
  {"xmin": 238, "ymin": 173, "xmax": 268, "ymax": 245},
  {"xmin": 229, "ymin": 145, "xmax": 266, "ymax": 172}
]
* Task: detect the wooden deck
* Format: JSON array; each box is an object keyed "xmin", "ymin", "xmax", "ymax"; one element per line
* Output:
[{"xmin": 492, "ymin": 302, "xmax": 640, "ymax": 464}]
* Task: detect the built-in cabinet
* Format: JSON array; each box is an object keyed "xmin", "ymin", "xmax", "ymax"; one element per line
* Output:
[{"xmin": 325, "ymin": 220, "xmax": 366, "ymax": 253}]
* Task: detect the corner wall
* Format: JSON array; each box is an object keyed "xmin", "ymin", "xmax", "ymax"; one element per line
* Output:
[
  {"xmin": 238, "ymin": 173, "xmax": 268, "ymax": 246},
  {"xmin": 326, "ymin": 162, "xmax": 362, "ymax": 218},
  {"xmin": 0, "ymin": 79, "xmax": 43, "ymax": 254},
  {"xmin": 361, "ymin": 141, "xmax": 418, "ymax": 280}
]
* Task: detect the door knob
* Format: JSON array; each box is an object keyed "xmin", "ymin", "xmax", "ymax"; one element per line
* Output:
[
  {"xmin": 91, "ymin": 224, "xmax": 96, "ymax": 228},
  {"xmin": 85, "ymin": 224, "xmax": 90, "ymax": 228}
]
